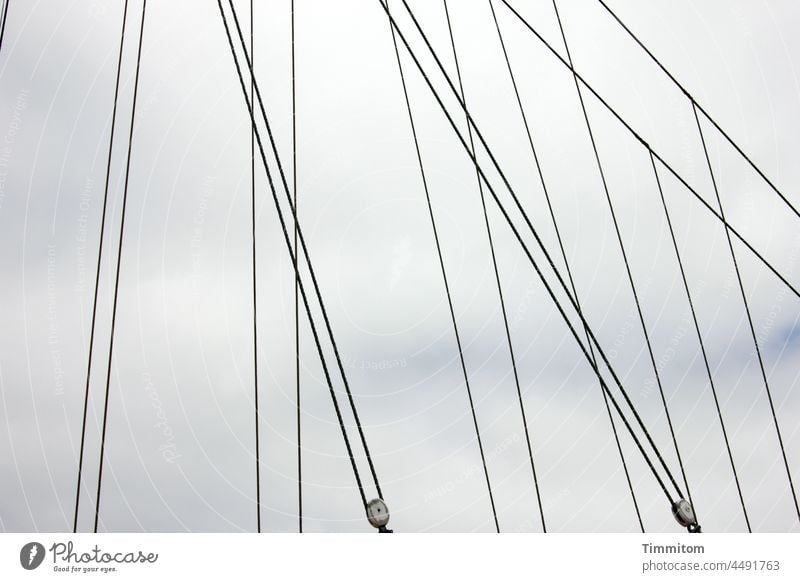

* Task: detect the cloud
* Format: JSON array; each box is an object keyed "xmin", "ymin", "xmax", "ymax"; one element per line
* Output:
[{"xmin": 0, "ymin": 0, "xmax": 798, "ymax": 533}]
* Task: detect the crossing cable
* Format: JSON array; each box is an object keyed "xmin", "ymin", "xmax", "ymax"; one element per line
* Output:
[
  {"xmin": 487, "ymin": 0, "xmax": 643, "ymax": 531},
  {"xmin": 292, "ymin": 0, "xmax": 302, "ymax": 534},
  {"xmin": 498, "ymin": 0, "xmax": 800, "ymax": 303},
  {"xmin": 388, "ymin": 0, "xmax": 684, "ymax": 503},
  {"xmin": 216, "ymin": 0, "xmax": 382, "ymax": 513},
  {"xmin": 648, "ymin": 148, "xmax": 752, "ymax": 531},
  {"xmin": 379, "ymin": 0, "xmax": 682, "ymax": 506},
  {"xmin": 384, "ymin": 0, "xmax": 682, "ymax": 505},
  {"xmin": 224, "ymin": 0, "xmax": 385, "ymax": 504},
  {"xmin": 443, "ymin": 0, "xmax": 543, "ymax": 533},
  {"xmin": 72, "ymin": 0, "xmax": 130, "ymax": 534},
  {"xmin": 385, "ymin": 0, "xmax": 499, "ymax": 532},
  {"xmin": 222, "ymin": 0, "xmax": 385, "ymax": 505},
  {"xmin": 551, "ymin": 0, "xmax": 694, "ymax": 513},
  {"xmin": 249, "ymin": 0, "xmax": 262, "ymax": 534},
  {"xmin": 94, "ymin": 0, "xmax": 147, "ymax": 533},
  {"xmin": 595, "ymin": 0, "xmax": 800, "ymax": 222},
  {"xmin": 217, "ymin": 0, "xmax": 368, "ymax": 510},
  {"xmin": 692, "ymin": 102, "xmax": 800, "ymax": 524},
  {"xmin": 0, "ymin": 0, "xmax": 9, "ymax": 56}
]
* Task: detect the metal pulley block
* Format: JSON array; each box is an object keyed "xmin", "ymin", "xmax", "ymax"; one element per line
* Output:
[
  {"xmin": 671, "ymin": 499, "xmax": 700, "ymax": 532},
  {"xmin": 367, "ymin": 498, "xmax": 393, "ymax": 533}
]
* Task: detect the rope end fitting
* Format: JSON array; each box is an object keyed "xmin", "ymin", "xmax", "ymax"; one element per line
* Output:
[
  {"xmin": 367, "ymin": 498, "xmax": 393, "ymax": 533},
  {"xmin": 671, "ymin": 499, "xmax": 701, "ymax": 533}
]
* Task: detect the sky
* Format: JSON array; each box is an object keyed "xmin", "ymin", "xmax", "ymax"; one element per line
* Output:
[{"xmin": 0, "ymin": 0, "xmax": 799, "ymax": 533}]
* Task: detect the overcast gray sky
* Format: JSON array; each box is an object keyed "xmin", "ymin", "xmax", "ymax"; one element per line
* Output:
[{"xmin": 1, "ymin": 0, "xmax": 799, "ymax": 533}]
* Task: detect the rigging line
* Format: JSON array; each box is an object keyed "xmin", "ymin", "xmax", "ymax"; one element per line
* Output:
[
  {"xmin": 0, "ymin": 0, "xmax": 9, "ymax": 56},
  {"xmin": 386, "ymin": 0, "xmax": 499, "ymax": 532},
  {"xmin": 692, "ymin": 102, "xmax": 800, "ymax": 524},
  {"xmin": 94, "ymin": 0, "xmax": 147, "ymax": 533},
  {"xmin": 72, "ymin": 0, "xmax": 130, "ymax": 534},
  {"xmin": 387, "ymin": 0, "xmax": 679, "ymax": 504},
  {"xmin": 595, "ymin": 0, "xmax": 799, "ymax": 223},
  {"xmin": 216, "ymin": 0, "xmax": 371, "ymax": 510},
  {"xmin": 551, "ymin": 0, "xmax": 690, "ymax": 506},
  {"xmin": 648, "ymin": 149, "xmax": 752, "ymax": 532},
  {"xmin": 487, "ymin": 0, "xmax": 642, "ymax": 531},
  {"xmin": 387, "ymin": 0, "xmax": 684, "ymax": 503},
  {"xmin": 224, "ymin": 0, "xmax": 384, "ymax": 502},
  {"xmin": 379, "ymin": 0, "xmax": 677, "ymax": 506},
  {"xmin": 499, "ymin": 0, "xmax": 800, "ymax": 303},
  {"xmin": 249, "ymin": 0, "xmax": 261, "ymax": 534},
  {"xmin": 292, "ymin": 0, "xmax": 302, "ymax": 534},
  {"xmin": 443, "ymin": 0, "xmax": 541, "ymax": 533}
]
